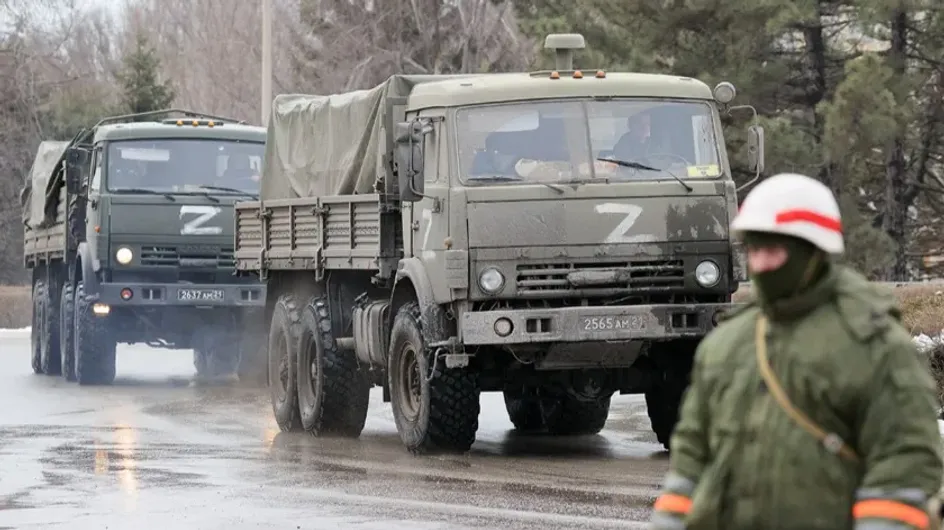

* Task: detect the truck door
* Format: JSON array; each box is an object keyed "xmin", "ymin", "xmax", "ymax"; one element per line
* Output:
[{"xmin": 412, "ymin": 116, "xmax": 450, "ymax": 295}]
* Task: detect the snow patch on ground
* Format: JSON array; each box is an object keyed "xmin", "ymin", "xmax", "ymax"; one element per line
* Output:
[
  {"xmin": 0, "ymin": 326, "xmax": 30, "ymax": 336},
  {"xmin": 914, "ymin": 331, "xmax": 944, "ymax": 353}
]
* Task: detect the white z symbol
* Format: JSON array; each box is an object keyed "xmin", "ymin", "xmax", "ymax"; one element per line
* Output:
[
  {"xmin": 595, "ymin": 203, "xmax": 656, "ymax": 243},
  {"xmin": 421, "ymin": 208, "xmax": 433, "ymax": 250},
  {"xmin": 180, "ymin": 205, "xmax": 223, "ymax": 235}
]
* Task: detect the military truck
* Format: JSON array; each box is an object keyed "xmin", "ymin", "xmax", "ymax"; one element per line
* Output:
[
  {"xmin": 23, "ymin": 109, "xmax": 269, "ymax": 386},
  {"xmin": 234, "ymin": 34, "xmax": 764, "ymax": 453}
]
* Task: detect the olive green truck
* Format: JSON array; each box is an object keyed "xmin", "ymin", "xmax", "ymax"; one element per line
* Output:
[
  {"xmin": 235, "ymin": 34, "xmax": 764, "ymax": 453},
  {"xmin": 23, "ymin": 110, "xmax": 269, "ymax": 386}
]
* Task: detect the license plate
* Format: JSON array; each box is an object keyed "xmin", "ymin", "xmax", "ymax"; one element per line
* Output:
[
  {"xmin": 579, "ymin": 315, "xmax": 648, "ymax": 332},
  {"xmin": 177, "ymin": 288, "xmax": 225, "ymax": 302}
]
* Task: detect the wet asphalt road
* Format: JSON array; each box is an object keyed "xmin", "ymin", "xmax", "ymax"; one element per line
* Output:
[{"xmin": 0, "ymin": 330, "xmax": 666, "ymax": 529}]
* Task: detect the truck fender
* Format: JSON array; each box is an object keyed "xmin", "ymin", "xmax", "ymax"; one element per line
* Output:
[
  {"xmin": 390, "ymin": 257, "xmax": 436, "ymax": 317},
  {"xmin": 76, "ymin": 243, "xmax": 101, "ymax": 297},
  {"xmin": 387, "ymin": 257, "xmax": 451, "ymax": 348}
]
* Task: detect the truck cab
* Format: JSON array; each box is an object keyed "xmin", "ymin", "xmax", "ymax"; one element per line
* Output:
[{"xmin": 26, "ymin": 110, "xmax": 269, "ymax": 386}]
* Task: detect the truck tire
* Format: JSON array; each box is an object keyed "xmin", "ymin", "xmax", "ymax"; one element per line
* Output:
[
  {"xmin": 40, "ymin": 279, "xmax": 61, "ymax": 375},
  {"xmin": 296, "ymin": 297, "xmax": 371, "ymax": 437},
  {"xmin": 388, "ymin": 301, "xmax": 480, "ymax": 454},
  {"xmin": 74, "ymin": 280, "xmax": 117, "ymax": 386},
  {"xmin": 645, "ymin": 344, "xmax": 696, "ymax": 450},
  {"xmin": 542, "ymin": 394, "xmax": 611, "ymax": 435},
  {"xmin": 59, "ymin": 282, "xmax": 76, "ymax": 381},
  {"xmin": 268, "ymin": 293, "xmax": 303, "ymax": 432},
  {"xmin": 30, "ymin": 280, "xmax": 44, "ymax": 375},
  {"xmin": 645, "ymin": 381, "xmax": 686, "ymax": 450},
  {"xmin": 502, "ymin": 391, "xmax": 544, "ymax": 431}
]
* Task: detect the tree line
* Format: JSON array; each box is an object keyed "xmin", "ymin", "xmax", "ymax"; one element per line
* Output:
[{"xmin": 2, "ymin": 0, "xmax": 942, "ymax": 283}]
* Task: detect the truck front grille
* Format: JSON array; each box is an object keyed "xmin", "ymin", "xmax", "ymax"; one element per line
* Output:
[
  {"xmin": 140, "ymin": 245, "xmax": 236, "ymax": 268},
  {"xmin": 515, "ymin": 259, "xmax": 685, "ymax": 296}
]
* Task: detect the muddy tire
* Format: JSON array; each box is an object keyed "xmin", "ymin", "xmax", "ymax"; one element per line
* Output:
[
  {"xmin": 268, "ymin": 293, "xmax": 303, "ymax": 432},
  {"xmin": 59, "ymin": 282, "xmax": 76, "ymax": 381},
  {"xmin": 646, "ymin": 343, "xmax": 696, "ymax": 450},
  {"xmin": 30, "ymin": 280, "xmax": 44, "ymax": 375},
  {"xmin": 388, "ymin": 301, "xmax": 480, "ymax": 454},
  {"xmin": 40, "ymin": 279, "xmax": 61, "ymax": 376},
  {"xmin": 296, "ymin": 297, "xmax": 371, "ymax": 437},
  {"xmin": 502, "ymin": 391, "xmax": 544, "ymax": 431},
  {"xmin": 543, "ymin": 394, "xmax": 611, "ymax": 435},
  {"xmin": 74, "ymin": 280, "xmax": 117, "ymax": 386}
]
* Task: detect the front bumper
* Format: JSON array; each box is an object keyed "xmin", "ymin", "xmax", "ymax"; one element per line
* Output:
[
  {"xmin": 460, "ymin": 303, "xmax": 740, "ymax": 346},
  {"xmin": 97, "ymin": 282, "xmax": 265, "ymax": 308}
]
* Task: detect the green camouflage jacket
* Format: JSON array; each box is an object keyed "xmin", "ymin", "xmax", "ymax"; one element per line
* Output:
[{"xmin": 651, "ymin": 264, "xmax": 943, "ymax": 530}]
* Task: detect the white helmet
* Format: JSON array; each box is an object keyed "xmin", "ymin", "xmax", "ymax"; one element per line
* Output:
[{"xmin": 731, "ymin": 172, "xmax": 844, "ymax": 254}]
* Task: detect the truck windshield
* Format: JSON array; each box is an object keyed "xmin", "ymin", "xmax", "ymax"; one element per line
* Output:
[
  {"xmin": 456, "ymin": 98, "xmax": 722, "ymax": 185},
  {"xmin": 105, "ymin": 138, "xmax": 264, "ymax": 193}
]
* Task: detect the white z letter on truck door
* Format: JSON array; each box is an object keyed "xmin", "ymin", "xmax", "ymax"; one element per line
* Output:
[
  {"xmin": 180, "ymin": 205, "xmax": 223, "ymax": 235},
  {"xmin": 595, "ymin": 203, "xmax": 656, "ymax": 243}
]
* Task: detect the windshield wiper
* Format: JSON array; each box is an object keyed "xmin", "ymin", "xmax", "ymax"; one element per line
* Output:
[
  {"xmin": 468, "ymin": 174, "xmax": 565, "ymax": 194},
  {"xmin": 596, "ymin": 157, "xmax": 693, "ymax": 193},
  {"xmin": 112, "ymin": 188, "xmax": 176, "ymax": 201},
  {"xmin": 197, "ymin": 185, "xmax": 259, "ymax": 200}
]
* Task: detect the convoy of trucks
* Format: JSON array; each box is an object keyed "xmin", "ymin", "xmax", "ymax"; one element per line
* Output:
[
  {"xmin": 231, "ymin": 33, "xmax": 764, "ymax": 453},
  {"xmin": 23, "ymin": 110, "xmax": 269, "ymax": 386},
  {"xmin": 20, "ymin": 32, "xmax": 763, "ymax": 454}
]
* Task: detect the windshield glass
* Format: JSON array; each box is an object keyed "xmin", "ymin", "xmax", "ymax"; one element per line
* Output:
[
  {"xmin": 456, "ymin": 99, "xmax": 721, "ymax": 185},
  {"xmin": 105, "ymin": 138, "xmax": 264, "ymax": 193}
]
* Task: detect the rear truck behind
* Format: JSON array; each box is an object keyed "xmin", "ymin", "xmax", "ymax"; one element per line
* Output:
[
  {"xmin": 23, "ymin": 109, "xmax": 269, "ymax": 386},
  {"xmin": 235, "ymin": 33, "xmax": 766, "ymax": 453}
]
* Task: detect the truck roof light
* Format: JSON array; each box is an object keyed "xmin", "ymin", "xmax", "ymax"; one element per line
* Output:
[
  {"xmin": 550, "ymin": 71, "xmax": 560, "ymax": 80},
  {"xmin": 573, "ymin": 70, "xmax": 583, "ymax": 79},
  {"xmin": 596, "ymin": 70, "xmax": 606, "ymax": 78}
]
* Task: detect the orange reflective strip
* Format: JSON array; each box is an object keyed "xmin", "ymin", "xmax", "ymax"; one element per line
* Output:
[
  {"xmin": 654, "ymin": 493, "xmax": 692, "ymax": 515},
  {"xmin": 853, "ymin": 499, "xmax": 930, "ymax": 530}
]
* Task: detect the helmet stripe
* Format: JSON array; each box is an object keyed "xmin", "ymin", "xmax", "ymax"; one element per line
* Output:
[{"xmin": 774, "ymin": 209, "xmax": 842, "ymax": 232}]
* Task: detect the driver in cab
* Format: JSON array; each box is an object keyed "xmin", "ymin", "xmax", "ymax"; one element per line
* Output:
[{"xmin": 611, "ymin": 111, "xmax": 652, "ymax": 163}]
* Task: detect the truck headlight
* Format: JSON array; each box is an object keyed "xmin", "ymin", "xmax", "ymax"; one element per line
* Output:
[
  {"xmin": 478, "ymin": 267, "xmax": 505, "ymax": 294},
  {"xmin": 695, "ymin": 260, "xmax": 720, "ymax": 287},
  {"xmin": 115, "ymin": 247, "xmax": 133, "ymax": 265}
]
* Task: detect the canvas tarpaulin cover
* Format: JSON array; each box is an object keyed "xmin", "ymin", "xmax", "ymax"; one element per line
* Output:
[
  {"xmin": 260, "ymin": 74, "xmax": 474, "ymax": 201},
  {"xmin": 21, "ymin": 140, "xmax": 69, "ymax": 228}
]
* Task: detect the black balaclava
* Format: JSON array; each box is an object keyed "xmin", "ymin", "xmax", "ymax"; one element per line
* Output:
[{"xmin": 741, "ymin": 231, "xmax": 827, "ymax": 304}]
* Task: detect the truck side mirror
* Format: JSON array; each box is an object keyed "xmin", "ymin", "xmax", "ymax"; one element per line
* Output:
[
  {"xmin": 394, "ymin": 121, "xmax": 427, "ymax": 202},
  {"xmin": 65, "ymin": 147, "xmax": 89, "ymax": 194},
  {"xmin": 747, "ymin": 125, "xmax": 765, "ymax": 175}
]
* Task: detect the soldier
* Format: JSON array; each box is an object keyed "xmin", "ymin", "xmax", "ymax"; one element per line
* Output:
[{"xmin": 650, "ymin": 173, "xmax": 944, "ymax": 530}]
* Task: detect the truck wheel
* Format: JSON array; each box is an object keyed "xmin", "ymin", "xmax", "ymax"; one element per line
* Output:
[
  {"xmin": 296, "ymin": 297, "xmax": 371, "ymax": 437},
  {"xmin": 268, "ymin": 293, "xmax": 303, "ymax": 432},
  {"xmin": 645, "ymin": 381, "xmax": 686, "ymax": 450},
  {"xmin": 645, "ymin": 344, "xmax": 696, "ymax": 450},
  {"xmin": 502, "ymin": 391, "xmax": 544, "ymax": 431},
  {"xmin": 40, "ymin": 279, "xmax": 61, "ymax": 376},
  {"xmin": 388, "ymin": 301, "xmax": 480, "ymax": 454},
  {"xmin": 59, "ymin": 282, "xmax": 76, "ymax": 381},
  {"xmin": 74, "ymin": 280, "xmax": 117, "ymax": 386},
  {"xmin": 543, "ymin": 394, "xmax": 612, "ymax": 435},
  {"xmin": 30, "ymin": 280, "xmax": 45, "ymax": 375}
]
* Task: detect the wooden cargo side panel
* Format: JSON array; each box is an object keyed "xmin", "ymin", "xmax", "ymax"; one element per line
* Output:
[
  {"xmin": 23, "ymin": 186, "xmax": 67, "ymax": 266},
  {"xmin": 234, "ymin": 194, "xmax": 391, "ymax": 273}
]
